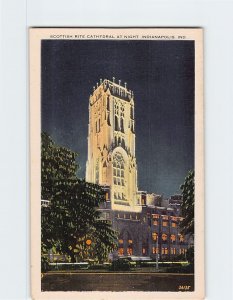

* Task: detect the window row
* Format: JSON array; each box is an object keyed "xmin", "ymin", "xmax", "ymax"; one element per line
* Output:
[
  {"xmin": 114, "ymin": 192, "xmax": 126, "ymax": 200},
  {"xmin": 151, "ymin": 247, "xmax": 187, "ymax": 255},
  {"xmin": 152, "ymin": 232, "xmax": 185, "ymax": 242},
  {"xmin": 152, "ymin": 220, "xmax": 177, "ymax": 227}
]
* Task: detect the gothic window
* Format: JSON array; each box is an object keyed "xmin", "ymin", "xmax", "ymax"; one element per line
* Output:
[
  {"xmin": 113, "ymin": 152, "xmax": 125, "ymax": 188},
  {"xmin": 121, "ymin": 138, "xmax": 125, "ymax": 149},
  {"xmin": 131, "ymin": 121, "xmax": 135, "ymax": 133},
  {"xmin": 107, "ymin": 113, "xmax": 111, "ymax": 126},
  {"xmin": 120, "ymin": 118, "xmax": 124, "ymax": 133},
  {"xmin": 115, "ymin": 116, "xmax": 119, "ymax": 131},
  {"xmin": 130, "ymin": 105, "xmax": 134, "ymax": 119}
]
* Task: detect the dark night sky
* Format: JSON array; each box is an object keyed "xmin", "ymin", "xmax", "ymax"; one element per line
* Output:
[{"xmin": 42, "ymin": 40, "xmax": 194, "ymax": 197}]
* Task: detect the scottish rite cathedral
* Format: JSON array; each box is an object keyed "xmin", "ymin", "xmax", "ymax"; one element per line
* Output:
[
  {"xmin": 86, "ymin": 78, "xmax": 190, "ymax": 258},
  {"xmin": 86, "ymin": 78, "xmax": 141, "ymax": 213}
]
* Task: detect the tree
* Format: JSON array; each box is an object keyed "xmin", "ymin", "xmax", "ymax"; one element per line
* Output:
[
  {"xmin": 179, "ymin": 170, "xmax": 194, "ymax": 236},
  {"xmin": 41, "ymin": 132, "xmax": 117, "ymax": 264}
]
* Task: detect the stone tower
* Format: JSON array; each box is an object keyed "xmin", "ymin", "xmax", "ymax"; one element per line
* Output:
[{"xmin": 86, "ymin": 78, "xmax": 141, "ymax": 212}]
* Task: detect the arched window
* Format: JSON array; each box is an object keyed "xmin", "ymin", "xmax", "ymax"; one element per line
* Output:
[
  {"xmin": 115, "ymin": 116, "xmax": 119, "ymax": 131},
  {"xmin": 120, "ymin": 118, "xmax": 124, "ymax": 133},
  {"xmin": 130, "ymin": 105, "xmax": 134, "ymax": 119},
  {"xmin": 113, "ymin": 152, "xmax": 125, "ymax": 187}
]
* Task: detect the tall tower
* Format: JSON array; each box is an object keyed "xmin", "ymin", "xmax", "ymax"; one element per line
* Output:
[{"xmin": 86, "ymin": 78, "xmax": 141, "ymax": 212}]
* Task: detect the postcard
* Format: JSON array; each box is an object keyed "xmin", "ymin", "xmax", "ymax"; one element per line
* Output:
[{"xmin": 30, "ymin": 27, "xmax": 204, "ymax": 300}]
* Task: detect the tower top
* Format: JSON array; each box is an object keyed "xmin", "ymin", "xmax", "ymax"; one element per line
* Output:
[{"xmin": 91, "ymin": 78, "xmax": 134, "ymax": 102}]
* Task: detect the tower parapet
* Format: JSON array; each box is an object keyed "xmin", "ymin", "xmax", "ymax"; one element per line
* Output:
[{"xmin": 90, "ymin": 78, "xmax": 134, "ymax": 105}]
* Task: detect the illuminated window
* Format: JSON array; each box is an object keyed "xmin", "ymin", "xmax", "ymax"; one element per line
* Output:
[
  {"xmin": 153, "ymin": 220, "xmax": 158, "ymax": 226},
  {"xmin": 162, "ymin": 233, "xmax": 167, "ymax": 242},
  {"xmin": 118, "ymin": 248, "xmax": 124, "ymax": 255},
  {"xmin": 118, "ymin": 239, "xmax": 123, "ymax": 244},
  {"xmin": 142, "ymin": 248, "xmax": 146, "ymax": 254},
  {"xmin": 105, "ymin": 192, "xmax": 109, "ymax": 201},
  {"xmin": 171, "ymin": 248, "xmax": 176, "ymax": 255},
  {"xmin": 170, "ymin": 234, "xmax": 176, "ymax": 243},
  {"xmin": 179, "ymin": 248, "xmax": 185, "ymax": 255},
  {"xmin": 152, "ymin": 247, "xmax": 159, "ymax": 254},
  {"xmin": 162, "ymin": 221, "xmax": 168, "ymax": 227},
  {"xmin": 179, "ymin": 235, "xmax": 185, "ymax": 242},
  {"xmin": 128, "ymin": 239, "xmax": 133, "ymax": 244},
  {"xmin": 152, "ymin": 232, "xmax": 158, "ymax": 241},
  {"xmin": 127, "ymin": 248, "xmax": 133, "ymax": 255},
  {"xmin": 162, "ymin": 248, "xmax": 167, "ymax": 254},
  {"xmin": 172, "ymin": 222, "xmax": 177, "ymax": 228}
]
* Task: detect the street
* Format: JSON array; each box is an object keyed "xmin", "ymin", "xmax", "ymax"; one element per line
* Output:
[{"xmin": 42, "ymin": 272, "xmax": 194, "ymax": 292}]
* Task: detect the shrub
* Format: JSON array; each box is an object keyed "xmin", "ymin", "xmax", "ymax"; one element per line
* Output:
[{"xmin": 109, "ymin": 259, "xmax": 131, "ymax": 271}]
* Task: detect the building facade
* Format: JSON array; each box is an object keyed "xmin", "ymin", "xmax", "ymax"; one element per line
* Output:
[{"xmin": 86, "ymin": 78, "xmax": 190, "ymax": 259}]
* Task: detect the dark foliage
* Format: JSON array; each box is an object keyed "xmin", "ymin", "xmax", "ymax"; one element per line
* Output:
[
  {"xmin": 180, "ymin": 170, "xmax": 194, "ymax": 236},
  {"xmin": 41, "ymin": 132, "xmax": 117, "ymax": 264}
]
